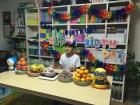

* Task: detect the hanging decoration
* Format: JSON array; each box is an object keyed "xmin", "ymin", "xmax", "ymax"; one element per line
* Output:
[
  {"xmin": 79, "ymin": 48, "xmax": 126, "ymax": 74},
  {"xmin": 47, "ymin": 3, "xmax": 135, "ymax": 21}
]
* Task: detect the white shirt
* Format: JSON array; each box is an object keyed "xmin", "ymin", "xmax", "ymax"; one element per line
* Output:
[{"xmin": 59, "ymin": 53, "xmax": 81, "ymax": 70}]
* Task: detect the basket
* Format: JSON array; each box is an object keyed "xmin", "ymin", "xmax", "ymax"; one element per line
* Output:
[
  {"xmin": 58, "ymin": 77, "xmax": 73, "ymax": 83},
  {"xmin": 15, "ymin": 70, "xmax": 26, "ymax": 75},
  {"xmin": 27, "ymin": 71, "xmax": 40, "ymax": 77},
  {"xmin": 73, "ymin": 79, "xmax": 92, "ymax": 86}
]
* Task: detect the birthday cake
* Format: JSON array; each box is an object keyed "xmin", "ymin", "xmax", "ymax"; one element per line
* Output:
[{"xmin": 39, "ymin": 65, "xmax": 59, "ymax": 80}]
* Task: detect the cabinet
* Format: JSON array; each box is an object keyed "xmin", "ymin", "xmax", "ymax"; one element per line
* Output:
[{"xmin": 26, "ymin": 0, "xmax": 132, "ymax": 102}]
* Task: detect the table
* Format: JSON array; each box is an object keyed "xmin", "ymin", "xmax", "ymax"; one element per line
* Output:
[{"xmin": 0, "ymin": 71, "xmax": 112, "ymax": 105}]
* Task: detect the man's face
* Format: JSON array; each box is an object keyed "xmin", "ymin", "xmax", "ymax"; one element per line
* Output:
[{"xmin": 65, "ymin": 46, "xmax": 73, "ymax": 55}]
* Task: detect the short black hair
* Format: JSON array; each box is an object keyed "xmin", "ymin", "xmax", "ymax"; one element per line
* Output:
[{"xmin": 63, "ymin": 42, "xmax": 75, "ymax": 48}]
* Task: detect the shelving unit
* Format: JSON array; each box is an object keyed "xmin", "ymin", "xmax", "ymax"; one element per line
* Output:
[
  {"xmin": 25, "ymin": 0, "xmax": 132, "ymax": 102},
  {"xmin": 13, "ymin": 3, "xmax": 27, "ymax": 51}
]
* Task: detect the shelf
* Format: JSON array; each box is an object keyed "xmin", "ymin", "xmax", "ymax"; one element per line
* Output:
[
  {"xmin": 87, "ymin": 23, "xmax": 106, "ymax": 25},
  {"xmin": 17, "ymin": 26, "xmax": 25, "ymax": 28},
  {"xmin": 109, "ymin": 0, "xmax": 129, "ymax": 4},
  {"xmin": 70, "ymin": 24, "xmax": 86, "ymax": 26},
  {"xmin": 29, "ymin": 54, "xmax": 39, "ymax": 57},
  {"xmin": 11, "ymin": 36, "xmax": 26, "ymax": 39},
  {"xmin": 17, "ymin": 47, "xmax": 26, "ymax": 49},
  {"xmin": 53, "ymin": 24, "xmax": 68, "ymax": 26},
  {"xmin": 27, "ymin": 39, "xmax": 38, "ymax": 42},
  {"xmin": 72, "ymin": 2, "xmax": 106, "ymax": 6},
  {"xmin": 111, "ymin": 98, "xmax": 123, "ymax": 102},
  {"xmin": 26, "ymin": 24, "xmax": 38, "ymax": 27},
  {"xmin": 107, "ymin": 22, "xmax": 128, "ymax": 25},
  {"xmin": 40, "ymin": 56, "xmax": 52, "ymax": 59},
  {"xmin": 112, "ymin": 81, "xmax": 123, "ymax": 84},
  {"xmin": 28, "ymin": 46, "xmax": 38, "ymax": 49},
  {"xmin": 40, "ymin": 24, "xmax": 52, "ymax": 26}
]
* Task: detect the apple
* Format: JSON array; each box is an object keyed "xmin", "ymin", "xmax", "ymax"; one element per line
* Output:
[
  {"xmin": 21, "ymin": 65, "xmax": 27, "ymax": 70},
  {"xmin": 16, "ymin": 65, "xmax": 21, "ymax": 70}
]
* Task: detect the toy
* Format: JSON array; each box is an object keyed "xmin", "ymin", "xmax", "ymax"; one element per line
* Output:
[
  {"xmin": 7, "ymin": 57, "xmax": 17, "ymax": 71},
  {"xmin": 92, "ymin": 68, "xmax": 110, "ymax": 89},
  {"xmin": 73, "ymin": 66, "xmax": 92, "ymax": 86}
]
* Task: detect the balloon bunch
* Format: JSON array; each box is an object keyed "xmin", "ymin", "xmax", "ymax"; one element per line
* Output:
[
  {"xmin": 47, "ymin": 3, "xmax": 135, "ymax": 21},
  {"xmin": 51, "ymin": 50, "xmax": 61, "ymax": 60},
  {"xmin": 80, "ymin": 49, "xmax": 97, "ymax": 62},
  {"xmin": 48, "ymin": 7, "xmax": 70, "ymax": 21},
  {"xmin": 88, "ymin": 3, "xmax": 135, "ymax": 19},
  {"xmin": 111, "ymin": 2, "xmax": 135, "ymax": 18},
  {"xmin": 71, "ymin": 4, "xmax": 89, "ymax": 19},
  {"xmin": 104, "ymin": 64, "xmax": 126, "ymax": 74}
]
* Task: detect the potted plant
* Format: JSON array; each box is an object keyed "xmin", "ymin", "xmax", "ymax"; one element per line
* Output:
[{"xmin": 125, "ymin": 59, "xmax": 140, "ymax": 100}]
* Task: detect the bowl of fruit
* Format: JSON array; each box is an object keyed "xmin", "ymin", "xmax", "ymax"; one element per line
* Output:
[
  {"xmin": 15, "ymin": 57, "xmax": 28, "ymax": 75},
  {"xmin": 73, "ymin": 66, "xmax": 92, "ymax": 86},
  {"xmin": 27, "ymin": 64, "xmax": 44, "ymax": 77},
  {"xmin": 58, "ymin": 71, "xmax": 73, "ymax": 83}
]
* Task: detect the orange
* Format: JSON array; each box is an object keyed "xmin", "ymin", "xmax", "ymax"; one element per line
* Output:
[
  {"xmin": 87, "ymin": 74, "xmax": 91, "ymax": 77},
  {"xmin": 81, "ymin": 78, "xmax": 86, "ymax": 82},
  {"xmin": 86, "ymin": 77, "xmax": 92, "ymax": 81},
  {"xmin": 17, "ymin": 61, "xmax": 21, "ymax": 65},
  {"xmin": 20, "ymin": 57, "xmax": 26, "ymax": 61},
  {"xmin": 84, "ymin": 70, "xmax": 89, "ymax": 74},
  {"xmin": 79, "ymin": 70, "xmax": 85, "ymax": 75},
  {"xmin": 76, "ymin": 77, "xmax": 80, "ymax": 81},
  {"xmin": 80, "ymin": 66, "xmax": 86, "ymax": 70},
  {"xmin": 21, "ymin": 61, "xmax": 27, "ymax": 66},
  {"xmin": 75, "ymin": 72, "xmax": 81, "ymax": 78},
  {"xmin": 73, "ymin": 75, "xmax": 77, "ymax": 80},
  {"xmin": 82, "ymin": 74, "xmax": 87, "ymax": 78},
  {"xmin": 76, "ymin": 69, "xmax": 80, "ymax": 73}
]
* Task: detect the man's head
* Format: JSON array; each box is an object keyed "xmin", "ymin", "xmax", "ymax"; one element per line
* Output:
[{"xmin": 64, "ymin": 42, "xmax": 75, "ymax": 55}]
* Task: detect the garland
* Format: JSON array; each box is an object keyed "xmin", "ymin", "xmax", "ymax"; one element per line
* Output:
[
  {"xmin": 47, "ymin": 3, "xmax": 135, "ymax": 21},
  {"xmin": 79, "ymin": 49, "xmax": 126, "ymax": 74}
]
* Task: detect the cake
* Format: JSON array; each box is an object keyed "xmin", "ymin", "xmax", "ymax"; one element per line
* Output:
[{"xmin": 39, "ymin": 65, "xmax": 59, "ymax": 80}]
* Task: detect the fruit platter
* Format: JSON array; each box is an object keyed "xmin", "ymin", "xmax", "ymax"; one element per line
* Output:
[
  {"xmin": 15, "ymin": 57, "xmax": 28, "ymax": 74},
  {"xmin": 73, "ymin": 66, "xmax": 92, "ymax": 86},
  {"xmin": 58, "ymin": 71, "xmax": 73, "ymax": 83},
  {"xmin": 27, "ymin": 64, "xmax": 44, "ymax": 77}
]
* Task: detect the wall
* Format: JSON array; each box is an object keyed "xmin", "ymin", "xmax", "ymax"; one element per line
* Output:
[
  {"xmin": 0, "ymin": 0, "xmax": 32, "ymax": 50},
  {"xmin": 128, "ymin": 2, "xmax": 140, "ymax": 61}
]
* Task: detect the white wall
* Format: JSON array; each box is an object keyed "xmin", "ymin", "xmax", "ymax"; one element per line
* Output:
[
  {"xmin": 0, "ymin": 0, "xmax": 32, "ymax": 50},
  {"xmin": 128, "ymin": 2, "xmax": 140, "ymax": 61}
]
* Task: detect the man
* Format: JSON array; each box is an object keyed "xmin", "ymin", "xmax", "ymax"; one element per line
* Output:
[{"xmin": 59, "ymin": 41, "xmax": 81, "ymax": 71}]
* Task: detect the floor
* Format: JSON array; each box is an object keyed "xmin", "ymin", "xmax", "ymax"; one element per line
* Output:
[{"xmin": 0, "ymin": 90, "xmax": 139, "ymax": 105}]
